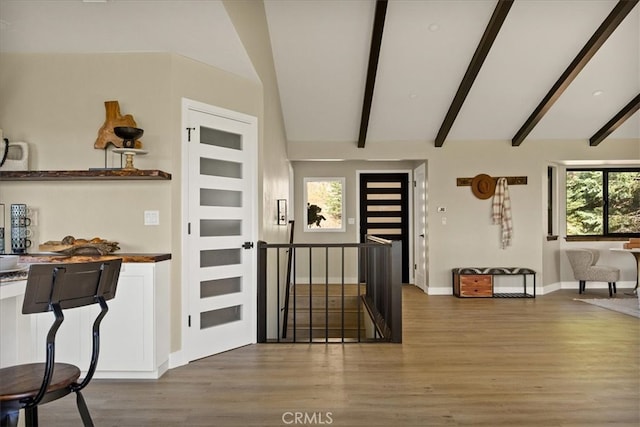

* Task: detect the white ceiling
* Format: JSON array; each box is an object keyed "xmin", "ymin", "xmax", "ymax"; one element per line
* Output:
[
  {"xmin": 0, "ymin": 0, "xmax": 258, "ymax": 81},
  {"xmin": 1, "ymin": 0, "xmax": 638, "ymax": 147}
]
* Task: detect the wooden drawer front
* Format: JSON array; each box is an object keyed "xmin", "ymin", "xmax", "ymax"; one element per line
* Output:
[{"xmin": 459, "ymin": 275, "xmax": 492, "ymax": 297}]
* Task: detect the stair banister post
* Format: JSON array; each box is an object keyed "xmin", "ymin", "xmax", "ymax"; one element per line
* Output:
[{"xmin": 257, "ymin": 240, "xmax": 267, "ymax": 343}]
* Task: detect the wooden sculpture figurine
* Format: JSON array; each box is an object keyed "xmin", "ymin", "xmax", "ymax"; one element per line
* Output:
[{"xmin": 94, "ymin": 100, "xmax": 143, "ymax": 149}]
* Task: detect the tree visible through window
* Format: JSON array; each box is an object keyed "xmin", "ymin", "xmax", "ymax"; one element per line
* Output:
[
  {"xmin": 566, "ymin": 168, "xmax": 640, "ymax": 237},
  {"xmin": 304, "ymin": 178, "xmax": 345, "ymax": 231}
]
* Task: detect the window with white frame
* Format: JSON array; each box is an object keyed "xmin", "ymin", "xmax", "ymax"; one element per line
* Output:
[{"xmin": 304, "ymin": 177, "xmax": 345, "ymax": 232}]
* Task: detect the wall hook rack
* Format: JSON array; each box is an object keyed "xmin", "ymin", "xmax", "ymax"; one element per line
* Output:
[{"xmin": 456, "ymin": 176, "xmax": 528, "ymax": 187}]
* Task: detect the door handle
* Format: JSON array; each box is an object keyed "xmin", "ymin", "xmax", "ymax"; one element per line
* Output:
[
  {"xmin": 419, "ymin": 234, "xmax": 425, "ymax": 238},
  {"xmin": 242, "ymin": 242, "xmax": 254, "ymax": 250}
]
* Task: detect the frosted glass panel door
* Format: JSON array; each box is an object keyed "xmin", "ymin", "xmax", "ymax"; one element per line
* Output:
[{"xmin": 186, "ymin": 103, "xmax": 257, "ymax": 362}]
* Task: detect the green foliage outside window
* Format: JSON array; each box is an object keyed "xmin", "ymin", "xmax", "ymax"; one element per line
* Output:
[
  {"xmin": 609, "ymin": 171, "xmax": 640, "ymax": 233},
  {"xmin": 566, "ymin": 169, "xmax": 640, "ymax": 236},
  {"xmin": 305, "ymin": 178, "xmax": 344, "ymax": 231},
  {"xmin": 325, "ymin": 181, "xmax": 343, "ymax": 221},
  {"xmin": 566, "ymin": 171, "xmax": 603, "ymax": 235}
]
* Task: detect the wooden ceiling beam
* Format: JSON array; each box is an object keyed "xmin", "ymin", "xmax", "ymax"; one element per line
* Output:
[
  {"xmin": 358, "ymin": 0, "xmax": 387, "ymax": 148},
  {"xmin": 512, "ymin": 0, "xmax": 639, "ymax": 146},
  {"xmin": 434, "ymin": 0, "xmax": 514, "ymax": 148},
  {"xmin": 589, "ymin": 93, "xmax": 640, "ymax": 146}
]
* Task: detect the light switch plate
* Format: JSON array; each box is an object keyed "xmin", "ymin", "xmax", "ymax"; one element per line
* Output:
[{"xmin": 144, "ymin": 210, "xmax": 160, "ymax": 226}]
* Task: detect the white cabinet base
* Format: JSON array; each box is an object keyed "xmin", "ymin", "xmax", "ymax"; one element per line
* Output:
[
  {"xmin": 93, "ymin": 261, "xmax": 169, "ymax": 379},
  {"xmin": 2, "ymin": 261, "xmax": 170, "ymax": 379}
]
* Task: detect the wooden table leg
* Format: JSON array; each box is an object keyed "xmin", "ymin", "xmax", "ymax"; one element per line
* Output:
[{"xmin": 626, "ymin": 252, "xmax": 639, "ymax": 295}]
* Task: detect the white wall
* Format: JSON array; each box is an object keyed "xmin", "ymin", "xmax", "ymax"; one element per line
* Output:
[
  {"xmin": 223, "ymin": 0, "xmax": 292, "ymax": 340},
  {"xmin": 224, "ymin": 0, "xmax": 291, "ymax": 245},
  {"xmin": 0, "ymin": 2, "xmax": 292, "ymax": 355},
  {"xmin": 292, "ymin": 161, "xmax": 417, "ymax": 243},
  {"xmin": 288, "ymin": 139, "xmax": 639, "ymax": 294},
  {"xmin": 291, "ymin": 160, "xmax": 417, "ymax": 284},
  {"xmin": 0, "ymin": 53, "xmax": 175, "ymax": 254},
  {"xmin": 0, "ymin": 52, "xmax": 268, "ymax": 352}
]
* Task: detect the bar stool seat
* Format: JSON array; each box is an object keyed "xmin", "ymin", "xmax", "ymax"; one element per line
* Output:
[{"xmin": 0, "ymin": 363, "xmax": 80, "ymax": 403}]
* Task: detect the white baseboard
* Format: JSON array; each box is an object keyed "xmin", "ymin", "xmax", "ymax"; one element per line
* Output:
[
  {"xmin": 427, "ymin": 281, "xmax": 636, "ymax": 297},
  {"xmin": 537, "ymin": 281, "xmax": 636, "ymax": 295},
  {"xmin": 559, "ymin": 280, "xmax": 636, "ymax": 291},
  {"xmin": 427, "ymin": 286, "xmax": 452, "ymax": 295},
  {"xmin": 538, "ymin": 282, "xmax": 561, "ymax": 295},
  {"xmin": 90, "ymin": 361, "xmax": 168, "ymax": 380},
  {"xmin": 168, "ymin": 350, "xmax": 188, "ymax": 370}
]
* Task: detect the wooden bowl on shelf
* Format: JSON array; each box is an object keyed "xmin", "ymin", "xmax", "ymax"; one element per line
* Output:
[{"xmin": 114, "ymin": 127, "xmax": 143, "ymax": 149}]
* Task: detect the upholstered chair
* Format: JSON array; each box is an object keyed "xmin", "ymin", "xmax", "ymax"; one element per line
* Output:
[{"xmin": 566, "ymin": 249, "xmax": 620, "ymax": 297}]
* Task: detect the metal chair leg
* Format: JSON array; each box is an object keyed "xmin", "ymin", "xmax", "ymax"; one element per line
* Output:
[
  {"xmin": 608, "ymin": 283, "xmax": 613, "ymax": 297},
  {"xmin": 24, "ymin": 406, "xmax": 38, "ymax": 427},
  {"xmin": 76, "ymin": 391, "xmax": 95, "ymax": 427}
]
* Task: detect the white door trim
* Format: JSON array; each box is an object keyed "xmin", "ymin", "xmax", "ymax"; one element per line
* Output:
[{"xmin": 413, "ymin": 163, "xmax": 427, "ymax": 293}]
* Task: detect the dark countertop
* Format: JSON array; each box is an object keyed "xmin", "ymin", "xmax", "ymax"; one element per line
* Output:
[{"xmin": 18, "ymin": 253, "xmax": 171, "ymax": 263}]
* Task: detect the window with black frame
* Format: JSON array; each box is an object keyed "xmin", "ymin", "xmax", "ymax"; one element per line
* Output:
[{"xmin": 566, "ymin": 168, "xmax": 640, "ymax": 238}]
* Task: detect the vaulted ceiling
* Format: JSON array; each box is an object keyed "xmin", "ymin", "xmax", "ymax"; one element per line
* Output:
[
  {"xmin": 265, "ymin": 0, "xmax": 639, "ymax": 147},
  {"xmin": 1, "ymin": 0, "xmax": 638, "ymax": 149}
]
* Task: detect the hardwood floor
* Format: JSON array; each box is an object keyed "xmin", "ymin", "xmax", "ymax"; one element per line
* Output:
[{"xmin": 35, "ymin": 287, "xmax": 639, "ymax": 426}]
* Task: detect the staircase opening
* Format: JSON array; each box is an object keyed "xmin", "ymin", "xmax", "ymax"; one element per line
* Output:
[{"xmin": 257, "ymin": 230, "xmax": 402, "ymax": 344}]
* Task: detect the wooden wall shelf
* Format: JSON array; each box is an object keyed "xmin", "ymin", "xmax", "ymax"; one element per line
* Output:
[{"xmin": 0, "ymin": 169, "xmax": 171, "ymax": 181}]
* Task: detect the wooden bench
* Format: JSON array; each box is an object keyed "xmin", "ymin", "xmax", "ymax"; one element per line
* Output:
[{"xmin": 452, "ymin": 267, "xmax": 536, "ymax": 298}]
